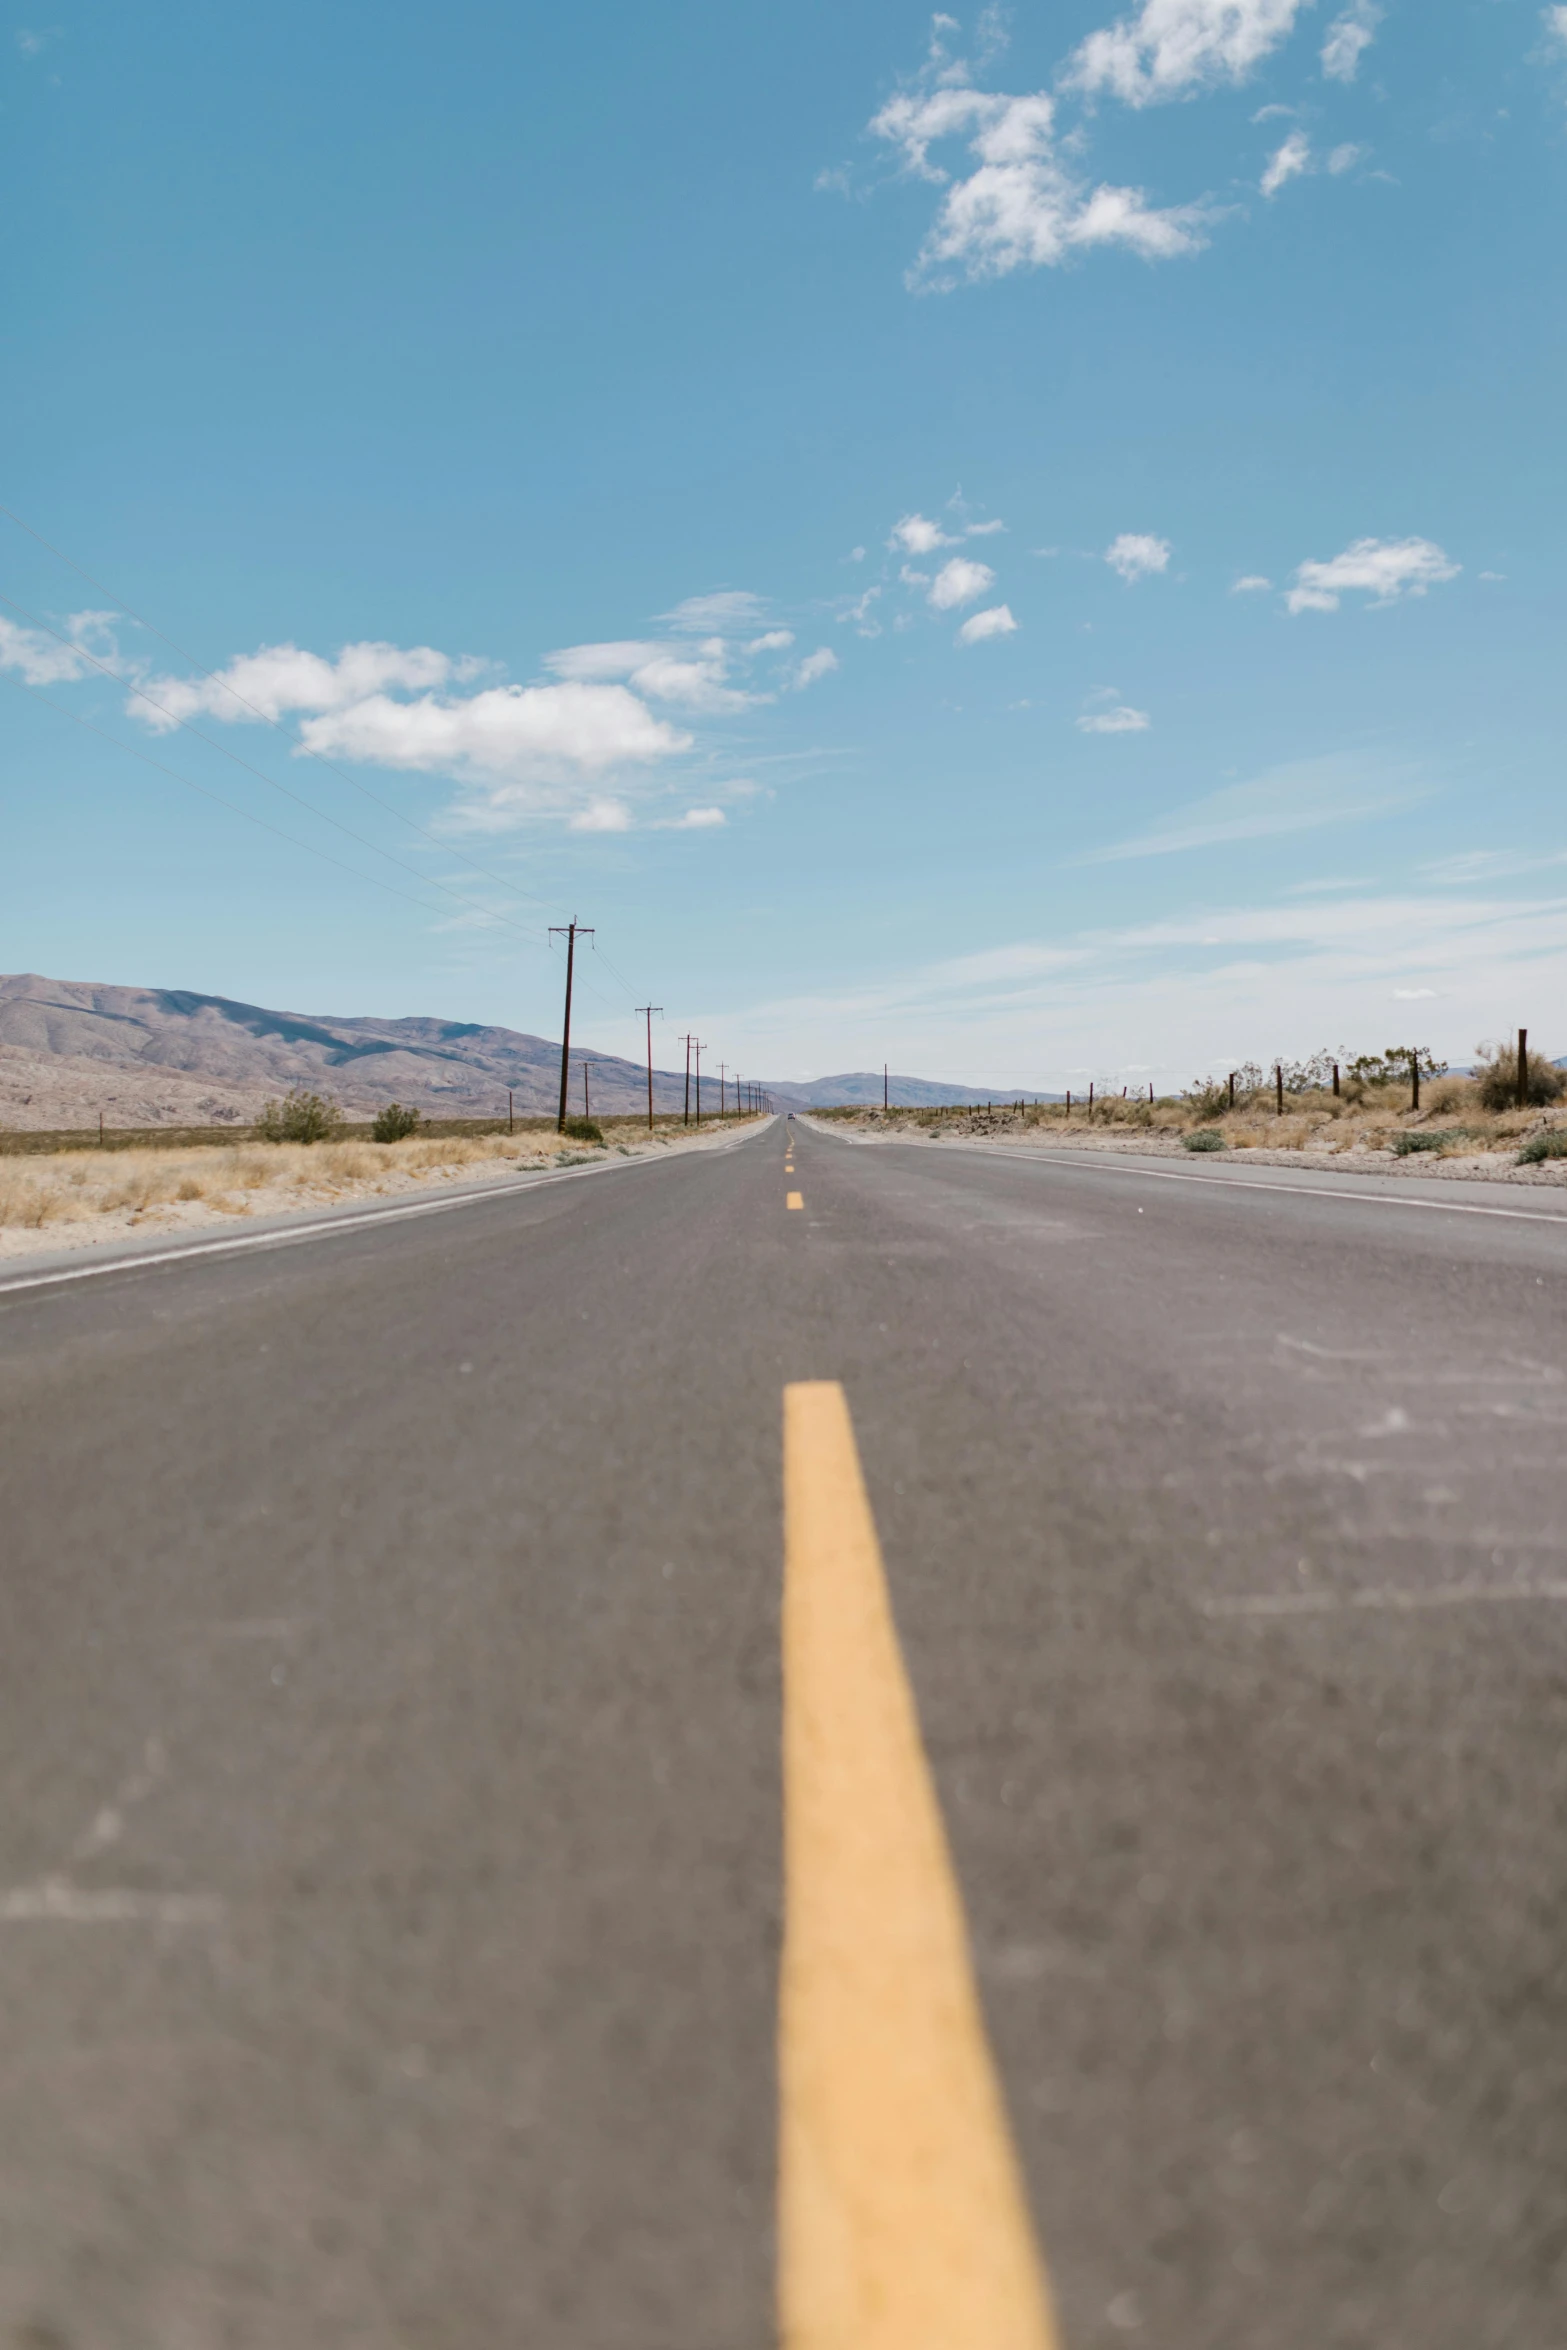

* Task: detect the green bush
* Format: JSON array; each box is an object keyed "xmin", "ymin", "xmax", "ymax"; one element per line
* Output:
[
  {"xmin": 562, "ymin": 1116, "xmax": 603, "ymax": 1144},
  {"xmin": 1474, "ymin": 1045, "xmax": 1566, "ymax": 1112},
  {"xmin": 1516, "ymin": 1129, "xmax": 1567, "ymax": 1164},
  {"xmin": 1392, "ymin": 1128, "xmax": 1465, "ymax": 1156},
  {"xmin": 372, "ymin": 1101, "xmax": 422, "ymax": 1143},
  {"xmin": 254, "ymin": 1089, "xmax": 342, "ymax": 1144},
  {"xmin": 1183, "ymin": 1129, "xmax": 1226, "ymax": 1152}
]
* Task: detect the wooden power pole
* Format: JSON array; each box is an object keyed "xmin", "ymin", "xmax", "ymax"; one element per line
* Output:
[
  {"xmin": 636, "ymin": 1007, "xmax": 663, "ymax": 1131},
  {"xmin": 548, "ymin": 920, "xmax": 593, "ymax": 1133}
]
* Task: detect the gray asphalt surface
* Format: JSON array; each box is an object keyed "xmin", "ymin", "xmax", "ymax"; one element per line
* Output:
[{"xmin": 2, "ymin": 1114, "xmax": 1565, "ymax": 2349}]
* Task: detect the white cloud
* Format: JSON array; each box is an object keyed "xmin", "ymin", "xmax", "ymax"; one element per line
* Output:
[
  {"xmin": 1079, "ymin": 752, "xmax": 1425, "ymax": 859},
  {"xmin": 1232, "ymin": 573, "xmax": 1273, "ymax": 592},
  {"xmin": 792, "ymin": 647, "xmax": 840, "ymax": 687},
  {"xmin": 1285, "ymin": 536, "xmax": 1460, "ymax": 614},
  {"xmin": 847, "ymin": 546, "xmax": 867, "ymax": 563},
  {"xmin": 568, "ymin": 798, "xmax": 633, "ymax": 833},
  {"xmin": 1065, "ymin": 0, "xmax": 1312, "ymax": 107},
  {"xmin": 1078, "ymin": 703, "xmax": 1150, "ymax": 731},
  {"xmin": 930, "ymin": 556, "xmax": 997, "ymax": 610},
  {"xmin": 1105, "ymin": 531, "xmax": 1171, "ymax": 581},
  {"xmin": 1326, "ymin": 141, "xmax": 1366, "ymax": 173},
  {"xmin": 870, "ymin": 80, "xmax": 1212, "ymax": 287},
  {"xmin": 890, "ymin": 512, "xmax": 957, "ymax": 554},
  {"xmin": 544, "ymin": 640, "xmax": 660, "ymax": 681},
  {"xmin": 965, "ymin": 518, "xmax": 1008, "ymax": 536},
  {"xmin": 299, "ymin": 682, "xmax": 690, "ymax": 823},
  {"xmin": 957, "ymin": 604, "xmax": 1019, "ymax": 643},
  {"xmin": 675, "ymin": 806, "xmax": 727, "ymax": 828},
  {"xmin": 139, "ymin": 639, "xmax": 469, "ymax": 731},
  {"xmin": 16, "ymin": 26, "xmax": 60, "ymax": 56},
  {"xmin": 1261, "ymin": 129, "xmax": 1311, "ymax": 195},
  {"xmin": 1549, "ymin": 5, "xmax": 1567, "ymax": 48},
  {"xmin": 660, "ymin": 590, "xmax": 768, "ymax": 633},
  {"xmin": 624, "ymin": 646, "xmax": 761, "ymax": 713},
  {"xmin": 1321, "ymin": 0, "xmax": 1381, "ymax": 83},
  {"xmin": 748, "ymin": 629, "xmax": 796, "ymax": 653},
  {"xmin": 0, "ymin": 612, "xmax": 101, "ymax": 686}
]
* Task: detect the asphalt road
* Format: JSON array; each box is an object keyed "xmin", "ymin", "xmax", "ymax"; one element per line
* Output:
[{"xmin": 2, "ymin": 1115, "xmax": 1565, "ymax": 2349}]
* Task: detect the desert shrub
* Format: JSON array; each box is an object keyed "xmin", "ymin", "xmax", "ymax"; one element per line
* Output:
[
  {"xmin": 1347, "ymin": 1045, "xmax": 1447, "ymax": 1091},
  {"xmin": 1392, "ymin": 1129, "xmax": 1465, "ymax": 1157},
  {"xmin": 1183, "ymin": 1129, "xmax": 1226, "ymax": 1152},
  {"xmin": 1473, "ymin": 1043, "xmax": 1566, "ymax": 1112},
  {"xmin": 372, "ymin": 1101, "xmax": 422, "ymax": 1143},
  {"xmin": 255, "ymin": 1089, "xmax": 342, "ymax": 1144},
  {"xmin": 562, "ymin": 1116, "xmax": 603, "ymax": 1144},
  {"xmin": 1516, "ymin": 1129, "xmax": 1567, "ymax": 1164}
]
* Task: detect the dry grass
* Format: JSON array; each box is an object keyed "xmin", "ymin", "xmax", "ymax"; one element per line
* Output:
[
  {"xmin": 0, "ymin": 1117, "xmax": 755, "ymax": 1256},
  {"xmin": 821, "ymin": 1079, "xmax": 1567, "ymax": 1177}
]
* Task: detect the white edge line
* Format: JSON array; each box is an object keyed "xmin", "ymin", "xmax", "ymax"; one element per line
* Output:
[
  {"xmin": 853, "ymin": 1135, "xmax": 1567, "ymax": 1230},
  {"xmin": 1202, "ymin": 1580, "xmax": 1567, "ymax": 1616},
  {"xmin": 0, "ymin": 1119, "xmax": 767, "ymax": 1298}
]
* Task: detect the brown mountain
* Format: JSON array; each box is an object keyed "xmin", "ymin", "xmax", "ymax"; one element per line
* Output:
[{"xmin": 0, "ymin": 973, "xmax": 1043, "ymax": 1130}]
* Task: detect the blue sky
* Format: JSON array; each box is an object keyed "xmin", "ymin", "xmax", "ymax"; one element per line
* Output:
[{"xmin": 4, "ymin": 0, "xmax": 1565, "ymax": 1088}]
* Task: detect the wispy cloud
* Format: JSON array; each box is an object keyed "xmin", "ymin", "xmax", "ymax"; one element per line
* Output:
[
  {"xmin": 1078, "ymin": 753, "xmax": 1427, "ymax": 860},
  {"xmin": 1286, "ymin": 536, "xmax": 1460, "ymax": 613},
  {"xmin": 792, "ymin": 647, "xmax": 840, "ymax": 687},
  {"xmin": 730, "ymin": 885, "xmax": 1567, "ymax": 1089},
  {"xmin": 1078, "ymin": 701, "xmax": 1150, "ymax": 733},
  {"xmin": 1261, "ymin": 129, "xmax": 1311, "ymax": 196},
  {"xmin": 1321, "ymin": 0, "xmax": 1382, "ymax": 84},
  {"xmin": 1232, "ymin": 573, "xmax": 1272, "ymax": 593},
  {"xmin": 0, "ymin": 609, "xmax": 115, "ymax": 686}
]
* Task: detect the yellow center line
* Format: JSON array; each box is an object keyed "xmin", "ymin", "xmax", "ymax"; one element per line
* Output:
[
  {"xmin": 779, "ymin": 1381, "xmax": 1058, "ymax": 2350},
  {"xmin": 787, "ymin": 1191, "xmax": 804, "ymax": 1209}
]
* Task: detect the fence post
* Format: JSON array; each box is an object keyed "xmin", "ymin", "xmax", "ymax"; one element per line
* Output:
[
  {"xmin": 1228, "ymin": 1072, "xmax": 1235, "ymax": 1111},
  {"xmin": 1518, "ymin": 1027, "xmax": 1529, "ymax": 1110},
  {"xmin": 1276, "ymin": 1064, "xmax": 1284, "ymax": 1115},
  {"xmin": 1332, "ymin": 1064, "xmax": 1339, "ymax": 1097},
  {"xmin": 1411, "ymin": 1052, "xmax": 1420, "ymax": 1112}
]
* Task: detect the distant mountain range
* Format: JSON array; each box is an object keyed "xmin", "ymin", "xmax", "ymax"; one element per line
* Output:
[{"xmin": 0, "ymin": 974, "xmax": 1045, "ymax": 1128}]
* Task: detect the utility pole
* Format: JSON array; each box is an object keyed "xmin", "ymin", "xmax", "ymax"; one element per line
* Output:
[
  {"xmin": 636, "ymin": 1007, "xmax": 663, "ymax": 1131},
  {"xmin": 579, "ymin": 1059, "xmax": 592, "ymax": 1119},
  {"xmin": 507, "ymin": 1089, "xmax": 514, "ymax": 1134},
  {"xmin": 718, "ymin": 1061, "xmax": 728, "ymax": 1118},
  {"xmin": 884, "ymin": 1062, "xmax": 889, "ymax": 1113},
  {"xmin": 682, "ymin": 1033, "xmax": 695, "ymax": 1125},
  {"xmin": 548, "ymin": 921, "xmax": 593, "ymax": 1133},
  {"xmin": 693, "ymin": 1039, "xmax": 704, "ymax": 1125}
]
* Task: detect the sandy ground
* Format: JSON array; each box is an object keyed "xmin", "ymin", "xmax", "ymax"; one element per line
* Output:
[
  {"xmin": 0, "ymin": 1118, "xmax": 762, "ymax": 1264},
  {"xmin": 803, "ymin": 1107, "xmax": 1567, "ymax": 1187}
]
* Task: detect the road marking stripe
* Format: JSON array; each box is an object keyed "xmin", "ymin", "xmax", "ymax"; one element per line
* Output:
[
  {"xmin": 780, "ymin": 1381, "xmax": 1057, "ymax": 2350},
  {"xmin": 787, "ymin": 1191, "xmax": 804, "ymax": 1209},
  {"xmin": 1203, "ymin": 1578, "xmax": 1567, "ymax": 1617}
]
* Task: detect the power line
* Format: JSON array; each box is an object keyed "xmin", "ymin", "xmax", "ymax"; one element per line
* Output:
[
  {"xmin": 0, "ymin": 501, "xmax": 575, "ymax": 922},
  {"xmin": 0, "ymin": 588, "xmax": 557, "ymax": 951},
  {"xmin": 7, "ymin": 676, "xmax": 493, "ymax": 929}
]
